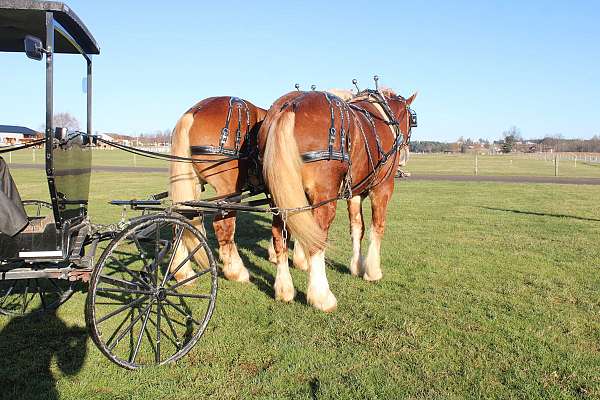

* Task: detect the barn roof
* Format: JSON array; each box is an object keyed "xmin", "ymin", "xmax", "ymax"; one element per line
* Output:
[{"xmin": 0, "ymin": 125, "xmax": 40, "ymax": 136}]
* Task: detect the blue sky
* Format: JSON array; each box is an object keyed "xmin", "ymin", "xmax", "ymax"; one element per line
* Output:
[{"xmin": 1, "ymin": 0, "xmax": 599, "ymax": 141}]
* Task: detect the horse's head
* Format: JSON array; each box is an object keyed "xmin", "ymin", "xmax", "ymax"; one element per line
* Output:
[{"xmin": 380, "ymin": 88, "xmax": 418, "ymax": 146}]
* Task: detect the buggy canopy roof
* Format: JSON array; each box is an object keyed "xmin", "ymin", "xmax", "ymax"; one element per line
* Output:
[{"xmin": 0, "ymin": 0, "xmax": 99, "ymax": 55}]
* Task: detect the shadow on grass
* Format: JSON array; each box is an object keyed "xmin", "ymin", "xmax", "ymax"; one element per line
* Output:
[
  {"xmin": 203, "ymin": 210, "xmax": 352, "ymax": 306},
  {"xmin": 204, "ymin": 211, "xmax": 277, "ymax": 299},
  {"xmin": 0, "ymin": 307, "xmax": 88, "ymax": 400},
  {"xmin": 481, "ymin": 206, "xmax": 600, "ymax": 222}
]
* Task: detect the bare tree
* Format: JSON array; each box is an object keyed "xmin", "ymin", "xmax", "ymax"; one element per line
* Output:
[
  {"xmin": 53, "ymin": 112, "xmax": 80, "ymax": 130},
  {"xmin": 503, "ymin": 126, "xmax": 522, "ymax": 142}
]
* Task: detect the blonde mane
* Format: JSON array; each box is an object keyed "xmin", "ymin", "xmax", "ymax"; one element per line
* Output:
[
  {"xmin": 326, "ymin": 86, "xmax": 401, "ymax": 138},
  {"xmin": 326, "ymin": 88, "xmax": 355, "ymax": 101}
]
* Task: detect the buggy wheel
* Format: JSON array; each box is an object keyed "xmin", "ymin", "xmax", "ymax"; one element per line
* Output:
[
  {"xmin": 86, "ymin": 213, "xmax": 217, "ymax": 369},
  {"xmin": 0, "ymin": 278, "xmax": 74, "ymax": 316}
]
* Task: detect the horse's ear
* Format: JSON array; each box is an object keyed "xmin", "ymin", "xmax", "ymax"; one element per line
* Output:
[{"xmin": 406, "ymin": 91, "xmax": 418, "ymax": 106}]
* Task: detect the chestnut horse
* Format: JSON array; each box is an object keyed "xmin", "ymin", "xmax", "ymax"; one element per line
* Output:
[
  {"xmin": 170, "ymin": 96, "xmax": 266, "ymax": 282},
  {"xmin": 259, "ymin": 88, "xmax": 416, "ymax": 312}
]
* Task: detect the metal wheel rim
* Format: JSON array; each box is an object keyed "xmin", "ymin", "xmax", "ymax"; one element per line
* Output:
[{"xmin": 86, "ymin": 214, "xmax": 217, "ymax": 369}]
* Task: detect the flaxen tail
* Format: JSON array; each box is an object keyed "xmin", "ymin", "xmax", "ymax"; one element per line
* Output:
[
  {"xmin": 262, "ymin": 111, "xmax": 327, "ymax": 253},
  {"xmin": 169, "ymin": 112, "xmax": 208, "ymax": 270},
  {"xmin": 170, "ymin": 113, "xmax": 196, "ymax": 205}
]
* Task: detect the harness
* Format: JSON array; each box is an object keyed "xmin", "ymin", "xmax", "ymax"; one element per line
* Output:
[
  {"xmin": 341, "ymin": 89, "xmax": 416, "ymax": 199},
  {"xmin": 190, "ymin": 97, "xmax": 253, "ymax": 159},
  {"xmin": 301, "ymin": 92, "xmax": 351, "ymax": 163}
]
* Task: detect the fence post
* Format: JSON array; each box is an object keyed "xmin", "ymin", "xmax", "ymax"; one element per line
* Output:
[
  {"xmin": 554, "ymin": 155, "xmax": 558, "ymax": 176},
  {"xmin": 33, "ymin": 148, "xmax": 35, "ymax": 164},
  {"xmin": 474, "ymin": 153, "xmax": 478, "ymax": 176}
]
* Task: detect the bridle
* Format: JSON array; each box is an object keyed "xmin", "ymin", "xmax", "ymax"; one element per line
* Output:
[{"xmin": 351, "ymin": 89, "xmax": 417, "ymax": 150}]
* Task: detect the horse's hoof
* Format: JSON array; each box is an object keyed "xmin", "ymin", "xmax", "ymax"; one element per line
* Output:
[
  {"xmin": 307, "ymin": 289, "xmax": 337, "ymax": 313},
  {"xmin": 223, "ymin": 266, "xmax": 250, "ymax": 283},
  {"xmin": 363, "ymin": 269, "xmax": 382, "ymax": 282},
  {"xmin": 349, "ymin": 256, "xmax": 364, "ymax": 277},
  {"xmin": 274, "ymin": 280, "xmax": 295, "ymax": 303},
  {"xmin": 174, "ymin": 268, "xmax": 196, "ymax": 286}
]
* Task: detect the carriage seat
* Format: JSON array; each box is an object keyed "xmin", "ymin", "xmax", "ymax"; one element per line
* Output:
[{"xmin": 20, "ymin": 214, "xmax": 55, "ymax": 234}]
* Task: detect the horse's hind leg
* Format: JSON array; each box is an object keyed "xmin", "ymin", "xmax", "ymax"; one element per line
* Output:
[
  {"xmin": 171, "ymin": 215, "xmax": 208, "ymax": 283},
  {"xmin": 306, "ymin": 200, "xmax": 337, "ymax": 312},
  {"xmin": 363, "ymin": 182, "xmax": 393, "ymax": 282},
  {"xmin": 267, "ymin": 237, "xmax": 277, "ymax": 264},
  {"xmin": 272, "ymin": 214, "xmax": 295, "ymax": 302},
  {"xmin": 292, "ymin": 240, "xmax": 309, "ymax": 271},
  {"xmin": 347, "ymin": 195, "xmax": 365, "ymax": 277},
  {"xmin": 213, "ymin": 212, "xmax": 249, "ymax": 282}
]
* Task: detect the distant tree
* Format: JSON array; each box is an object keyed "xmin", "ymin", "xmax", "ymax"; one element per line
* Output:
[
  {"xmin": 53, "ymin": 112, "xmax": 80, "ymax": 130},
  {"xmin": 503, "ymin": 126, "xmax": 522, "ymax": 141},
  {"xmin": 500, "ymin": 126, "xmax": 522, "ymax": 153},
  {"xmin": 409, "ymin": 141, "xmax": 451, "ymax": 153}
]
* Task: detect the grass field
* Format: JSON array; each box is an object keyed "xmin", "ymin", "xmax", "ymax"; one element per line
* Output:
[
  {"xmin": 408, "ymin": 153, "xmax": 600, "ymax": 178},
  {"xmin": 4, "ymin": 148, "xmax": 600, "ymax": 178},
  {"xmin": 0, "ymin": 167, "xmax": 599, "ymax": 399}
]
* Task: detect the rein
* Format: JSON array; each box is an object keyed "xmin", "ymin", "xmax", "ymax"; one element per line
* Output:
[
  {"xmin": 94, "ymin": 136, "xmax": 237, "ymax": 164},
  {"xmin": 0, "ymin": 138, "xmax": 45, "ymax": 154}
]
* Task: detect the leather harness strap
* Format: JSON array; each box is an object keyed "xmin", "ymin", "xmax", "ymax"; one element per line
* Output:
[
  {"xmin": 297, "ymin": 91, "xmax": 351, "ymax": 164},
  {"xmin": 191, "ymin": 97, "xmax": 253, "ymax": 159},
  {"xmin": 301, "ymin": 150, "xmax": 349, "ymax": 163}
]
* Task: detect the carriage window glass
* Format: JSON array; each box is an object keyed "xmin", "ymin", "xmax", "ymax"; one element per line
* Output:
[{"xmin": 53, "ymin": 54, "xmax": 87, "ymax": 133}]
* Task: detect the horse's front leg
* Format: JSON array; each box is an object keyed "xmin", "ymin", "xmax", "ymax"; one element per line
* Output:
[
  {"xmin": 347, "ymin": 195, "xmax": 365, "ymax": 277},
  {"xmin": 213, "ymin": 212, "xmax": 249, "ymax": 282},
  {"xmin": 363, "ymin": 182, "xmax": 393, "ymax": 282},
  {"xmin": 272, "ymin": 214, "xmax": 295, "ymax": 302}
]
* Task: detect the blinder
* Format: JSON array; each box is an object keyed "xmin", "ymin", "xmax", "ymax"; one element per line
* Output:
[{"xmin": 409, "ymin": 108, "xmax": 417, "ymax": 128}]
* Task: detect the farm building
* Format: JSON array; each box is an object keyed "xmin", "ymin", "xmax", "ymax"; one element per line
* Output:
[{"xmin": 0, "ymin": 125, "xmax": 41, "ymax": 145}]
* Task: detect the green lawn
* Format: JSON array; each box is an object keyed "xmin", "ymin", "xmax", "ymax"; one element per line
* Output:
[
  {"xmin": 0, "ymin": 169, "xmax": 599, "ymax": 399},
  {"xmin": 409, "ymin": 153, "xmax": 600, "ymax": 178},
  {"xmin": 5, "ymin": 148, "xmax": 600, "ymax": 178}
]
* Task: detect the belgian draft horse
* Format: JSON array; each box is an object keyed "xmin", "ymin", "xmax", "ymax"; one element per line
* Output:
[
  {"xmin": 170, "ymin": 96, "xmax": 266, "ymax": 282},
  {"xmin": 259, "ymin": 89, "xmax": 416, "ymax": 312}
]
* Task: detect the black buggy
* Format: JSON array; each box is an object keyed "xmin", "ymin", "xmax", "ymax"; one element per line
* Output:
[{"xmin": 0, "ymin": 1, "xmax": 219, "ymax": 369}]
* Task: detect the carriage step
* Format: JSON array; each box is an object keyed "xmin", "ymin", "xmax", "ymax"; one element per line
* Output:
[{"xmin": 69, "ymin": 225, "xmax": 90, "ymax": 265}]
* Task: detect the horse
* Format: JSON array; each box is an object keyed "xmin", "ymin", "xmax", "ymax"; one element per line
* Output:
[
  {"xmin": 169, "ymin": 96, "xmax": 267, "ymax": 283},
  {"xmin": 258, "ymin": 88, "xmax": 417, "ymax": 312}
]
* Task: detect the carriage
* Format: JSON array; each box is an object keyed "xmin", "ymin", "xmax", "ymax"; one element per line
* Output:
[{"xmin": 0, "ymin": 0, "xmax": 220, "ymax": 369}]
